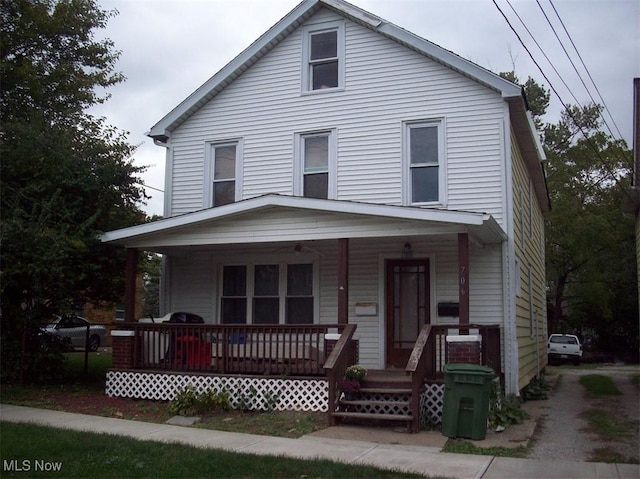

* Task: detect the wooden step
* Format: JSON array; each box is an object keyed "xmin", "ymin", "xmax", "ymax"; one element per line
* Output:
[
  {"xmin": 331, "ymin": 411, "xmax": 413, "ymax": 422},
  {"xmin": 340, "ymin": 399, "xmax": 410, "ymax": 407},
  {"xmin": 359, "ymin": 387, "xmax": 411, "ymax": 395}
]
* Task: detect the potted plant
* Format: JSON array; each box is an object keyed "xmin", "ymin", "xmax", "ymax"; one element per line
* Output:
[{"xmin": 340, "ymin": 364, "xmax": 367, "ymax": 400}]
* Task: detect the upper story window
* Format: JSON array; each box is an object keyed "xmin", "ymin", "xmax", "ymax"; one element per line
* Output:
[
  {"xmin": 294, "ymin": 130, "xmax": 336, "ymax": 199},
  {"xmin": 302, "ymin": 22, "xmax": 345, "ymax": 93},
  {"xmin": 220, "ymin": 262, "xmax": 316, "ymax": 325},
  {"xmin": 404, "ymin": 120, "xmax": 445, "ymax": 205},
  {"xmin": 205, "ymin": 140, "xmax": 242, "ymax": 208}
]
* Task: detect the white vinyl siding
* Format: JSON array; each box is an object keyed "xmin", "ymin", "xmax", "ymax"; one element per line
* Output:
[{"xmin": 167, "ymin": 8, "xmax": 506, "ymax": 225}]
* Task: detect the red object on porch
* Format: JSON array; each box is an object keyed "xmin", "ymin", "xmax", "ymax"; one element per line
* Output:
[{"xmin": 175, "ymin": 336, "xmax": 212, "ymax": 367}]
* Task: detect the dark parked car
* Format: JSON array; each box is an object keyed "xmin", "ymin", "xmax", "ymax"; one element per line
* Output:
[{"xmin": 43, "ymin": 315, "xmax": 106, "ymax": 352}]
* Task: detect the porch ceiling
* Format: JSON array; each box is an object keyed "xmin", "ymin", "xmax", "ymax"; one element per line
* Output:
[{"xmin": 102, "ymin": 195, "xmax": 506, "ymax": 252}]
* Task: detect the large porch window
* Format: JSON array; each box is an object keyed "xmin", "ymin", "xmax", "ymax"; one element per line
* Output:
[{"xmin": 220, "ymin": 263, "xmax": 315, "ymax": 325}]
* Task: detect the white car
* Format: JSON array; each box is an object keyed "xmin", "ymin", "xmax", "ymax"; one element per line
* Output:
[
  {"xmin": 548, "ymin": 334, "xmax": 582, "ymax": 365},
  {"xmin": 43, "ymin": 315, "xmax": 106, "ymax": 352}
]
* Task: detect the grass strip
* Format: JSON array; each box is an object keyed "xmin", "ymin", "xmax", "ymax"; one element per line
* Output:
[
  {"xmin": 442, "ymin": 439, "xmax": 528, "ymax": 458},
  {"xmin": 581, "ymin": 409, "xmax": 637, "ymax": 441},
  {"xmin": 578, "ymin": 374, "xmax": 622, "ymax": 396},
  {"xmin": 0, "ymin": 422, "xmax": 427, "ymax": 479}
]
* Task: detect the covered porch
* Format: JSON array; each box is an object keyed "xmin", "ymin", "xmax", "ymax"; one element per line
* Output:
[{"xmin": 103, "ymin": 195, "xmax": 506, "ymax": 430}]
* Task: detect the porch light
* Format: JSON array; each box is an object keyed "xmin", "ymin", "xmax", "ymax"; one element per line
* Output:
[{"xmin": 402, "ymin": 242, "xmax": 413, "ymax": 258}]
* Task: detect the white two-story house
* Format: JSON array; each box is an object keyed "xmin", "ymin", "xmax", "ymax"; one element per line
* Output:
[{"xmin": 103, "ymin": 0, "xmax": 549, "ymax": 426}]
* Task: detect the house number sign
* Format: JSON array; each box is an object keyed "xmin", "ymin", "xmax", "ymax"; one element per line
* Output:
[{"xmin": 459, "ymin": 266, "xmax": 467, "ymax": 297}]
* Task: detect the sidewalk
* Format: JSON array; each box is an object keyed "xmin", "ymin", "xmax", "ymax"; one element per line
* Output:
[{"xmin": 1, "ymin": 404, "xmax": 638, "ymax": 479}]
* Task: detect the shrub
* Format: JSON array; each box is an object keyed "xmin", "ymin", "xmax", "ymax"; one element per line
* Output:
[{"xmin": 169, "ymin": 384, "xmax": 230, "ymax": 416}]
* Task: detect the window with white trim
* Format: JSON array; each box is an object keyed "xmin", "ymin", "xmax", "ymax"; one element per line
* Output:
[
  {"xmin": 302, "ymin": 22, "xmax": 345, "ymax": 92},
  {"xmin": 404, "ymin": 120, "xmax": 445, "ymax": 205},
  {"xmin": 220, "ymin": 262, "xmax": 316, "ymax": 325},
  {"xmin": 205, "ymin": 140, "xmax": 241, "ymax": 208},
  {"xmin": 294, "ymin": 130, "xmax": 335, "ymax": 199}
]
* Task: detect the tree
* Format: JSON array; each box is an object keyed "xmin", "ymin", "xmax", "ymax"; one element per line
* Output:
[
  {"xmin": 0, "ymin": 0, "xmax": 147, "ymax": 381},
  {"xmin": 543, "ymin": 105, "xmax": 637, "ymax": 360}
]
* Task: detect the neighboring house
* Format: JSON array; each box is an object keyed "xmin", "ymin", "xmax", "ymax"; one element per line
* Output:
[{"xmin": 102, "ymin": 0, "xmax": 549, "ymax": 423}]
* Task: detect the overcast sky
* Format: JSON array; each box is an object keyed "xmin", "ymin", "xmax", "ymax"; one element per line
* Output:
[{"xmin": 91, "ymin": 0, "xmax": 640, "ymax": 217}]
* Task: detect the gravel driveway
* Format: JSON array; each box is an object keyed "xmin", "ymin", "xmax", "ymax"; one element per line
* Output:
[{"xmin": 528, "ymin": 366, "xmax": 639, "ymax": 463}]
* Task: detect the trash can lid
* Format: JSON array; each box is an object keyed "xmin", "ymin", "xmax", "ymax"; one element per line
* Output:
[{"xmin": 443, "ymin": 363, "xmax": 494, "ymax": 375}]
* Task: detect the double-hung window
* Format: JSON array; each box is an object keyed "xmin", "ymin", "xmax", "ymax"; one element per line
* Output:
[
  {"xmin": 404, "ymin": 120, "xmax": 445, "ymax": 205},
  {"xmin": 295, "ymin": 130, "xmax": 335, "ymax": 199},
  {"xmin": 205, "ymin": 140, "xmax": 241, "ymax": 208},
  {"xmin": 302, "ymin": 22, "xmax": 345, "ymax": 92},
  {"xmin": 220, "ymin": 262, "xmax": 316, "ymax": 325}
]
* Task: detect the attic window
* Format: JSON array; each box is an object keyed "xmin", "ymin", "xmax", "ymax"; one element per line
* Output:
[{"xmin": 302, "ymin": 22, "xmax": 345, "ymax": 93}]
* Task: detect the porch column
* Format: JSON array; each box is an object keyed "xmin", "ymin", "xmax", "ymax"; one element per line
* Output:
[
  {"xmin": 458, "ymin": 233, "xmax": 470, "ymax": 325},
  {"xmin": 124, "ymin": 248, "xmax": 138, "ymax": 322},
  {"xmin": 338, "ymin": 238, "xmax": 349, "ymax": 324}
]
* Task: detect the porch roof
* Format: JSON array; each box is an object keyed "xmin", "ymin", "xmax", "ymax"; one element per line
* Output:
[{"xmin": 101, "ymin": 195, "xmax": 506, "ymax": 252}]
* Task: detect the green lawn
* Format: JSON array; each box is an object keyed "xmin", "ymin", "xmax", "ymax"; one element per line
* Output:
[{"xmin": 1, "ymin": 422, "xmax": 427, "ymax": 479}]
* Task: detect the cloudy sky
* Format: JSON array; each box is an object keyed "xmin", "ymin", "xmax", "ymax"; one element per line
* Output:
[{"xmin": 91, "ymin": 0, "xmax": 640, "ymax": 217}]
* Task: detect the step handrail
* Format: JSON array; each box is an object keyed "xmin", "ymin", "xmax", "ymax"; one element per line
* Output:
[
  {"xmin": 405, "ymin": 324, "xmax": 433, "ymax": 432},
  {"xmin": 323, "ymin": 323, "xmax": 357, "ymax": 426}
]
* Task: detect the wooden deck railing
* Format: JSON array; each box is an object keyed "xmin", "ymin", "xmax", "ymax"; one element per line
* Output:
[
  {"xmin": 323, "ymin": 324, "xmax": 357, "ymax": 426},
  {"xmin": 121, "ymin": 323, "xmax": 349, "ymax": 376}
]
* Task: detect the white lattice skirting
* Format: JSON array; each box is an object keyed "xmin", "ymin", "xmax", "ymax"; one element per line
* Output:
[
  {"xmin": 106, "ymin": 370, "xmax": 445, "ymax": 421},
  {"xmin": 106, "ymin": 370, "xmax": 328, "ymax": 412}
]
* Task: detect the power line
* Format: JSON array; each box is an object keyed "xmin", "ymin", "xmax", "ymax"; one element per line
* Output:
[
  {"xmin": 546, "ymin": 0, "xmax": 626, "ymax": 142},
  {"xmin": 504, "ymin": 0, "xmax": 583, "ymax": 108},
  {"xmin": 492, "ymin": 0, "xmax": 632, "ymax": 191},
  {"xmin": 137, "ymin": 183, "xmax": 164, "ymax": 193}
]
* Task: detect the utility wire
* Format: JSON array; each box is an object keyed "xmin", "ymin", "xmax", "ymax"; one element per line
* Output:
[
  {"xmin": 547, "ymin": 0, "xmax": 626, "ymax": 142},
  {"xmin": 492, "ymin": 0, "xmax": 632, "ymax": 193},
  {"xmin": 536, "ymin": 0, "xmax": 627, "ymax": 152},
  {"xmin": 138, "ymin": 183, "xmax": 164, "ymax": 193}
]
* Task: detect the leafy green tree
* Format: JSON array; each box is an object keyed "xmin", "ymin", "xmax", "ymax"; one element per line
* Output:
[
  {"xmin": 543, "ymin": 105, "xmax": 637, "ymax": 359},
  {"xmin": 1, "ymin": 0, "xmax": 147, "ymax": 381}
]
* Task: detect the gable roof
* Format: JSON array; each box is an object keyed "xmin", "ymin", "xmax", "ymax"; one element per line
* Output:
[{"xmin": 147, "ymin": 0, "xmax": 523, "ymax": 142}]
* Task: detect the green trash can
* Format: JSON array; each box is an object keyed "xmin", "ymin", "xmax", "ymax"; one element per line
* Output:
[{"xmin": 441, "ymin": 363, "xmax": 495, "ymax": 440}]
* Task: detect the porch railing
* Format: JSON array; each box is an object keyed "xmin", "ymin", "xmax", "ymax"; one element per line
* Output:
[{"xmin": 122, "ymin": 322, "xmax": 350, "ymax": 376}]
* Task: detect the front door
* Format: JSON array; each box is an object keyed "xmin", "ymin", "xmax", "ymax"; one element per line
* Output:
[{"xmin": 385, "ymin": 259, "xmax": 430, "ymax": 368}]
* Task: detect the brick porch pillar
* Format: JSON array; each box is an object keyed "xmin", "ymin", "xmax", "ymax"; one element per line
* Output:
[
  {"xmin": 111, "ymin": 330, "xmax": 136, "ymax": 369},
  {"xmin": 446, "ymin": 334, "xmax": 481, "ymax": 364}
]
